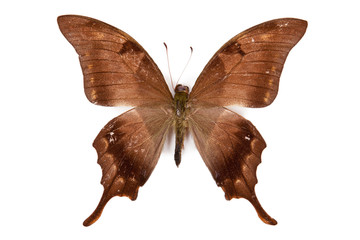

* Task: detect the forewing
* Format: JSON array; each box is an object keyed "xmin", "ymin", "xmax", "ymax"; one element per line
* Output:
[
  {"xmin": 190, "ymin": 18, "xmax": 307, "ymax": 108},
  {"xmin": 58, "ymin": 15, "xmax": 172, "ymax": 106},
  {"xmin": 83, "ymin": 105, "xmax": 173, "ymax": 226},
  {"xmin": 189, "ymin": 104, "xmax": 277, "ymax": 225}
]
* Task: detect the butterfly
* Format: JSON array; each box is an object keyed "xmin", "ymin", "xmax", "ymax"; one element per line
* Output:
[{"xmin": 57, "ymin": 15, "xmax": 307, "ymax": 226}]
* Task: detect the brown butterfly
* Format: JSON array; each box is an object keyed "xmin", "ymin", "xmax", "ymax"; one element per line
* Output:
[{"xmin": 57, "ymin": 15, "xmax": 307, "ymax": 226}]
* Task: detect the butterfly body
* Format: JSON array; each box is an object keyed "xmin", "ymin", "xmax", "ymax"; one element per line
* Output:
[
  {"xmin": 174, "ymin": 84, "xmax": 190, "ymax": 166},
  {"xmin": 57, "ymin": 15, "xmax": 307, "ymax": 226}
]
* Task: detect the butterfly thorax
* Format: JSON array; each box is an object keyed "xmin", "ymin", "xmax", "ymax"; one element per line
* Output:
[{"xmin": 173, "ymin": 84, "xmax": 189, "ymax": 167}]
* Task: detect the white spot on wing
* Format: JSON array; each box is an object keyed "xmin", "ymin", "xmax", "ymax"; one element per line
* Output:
[
  {"xmin": 108, "ymin": 132, "xmax": 115, "ymax": 143},
  {"xmin": 277, "ymin": 22, "xmax": 289, "ymax": 28}
]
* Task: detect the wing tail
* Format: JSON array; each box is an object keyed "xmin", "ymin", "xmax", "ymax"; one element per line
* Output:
[
  {"xmin": 189, "ymin": 104, "xmax": 276, "ymax": 224},
  {"xmin": 83, "ymin": 106, "xmax": 172, "ymax": 226}
]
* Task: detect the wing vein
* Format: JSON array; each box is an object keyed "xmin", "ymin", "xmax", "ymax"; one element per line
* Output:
[
  {"xmin": 81, "ymin": 58, "xmax": 126, "ymax": 63},
  {"xmin": 241, "ymin": 32, "xmax": 303, "ymax": 41},
  {"xmin": 197, "ymin": 96, "xmax": 265, "ymax": 105},
  {"xmin": 85, "ymin": 82, "xmax": 140, "ymax": 89},
  {"xmin": 67, "ymin": 30, "xmax": 125, "ymax": 40},
  {"xmin": 77, "ymin": 47, "xmax": 121, "ymax": 54},
  {"xmin": 220, "ymin": 82, "xmax": 277, "ymax": 92},
  {"xmin": 71, "ymin": 39, "xmax": 125, "ymax": 44},
  {"xmin": 231, "ymin": 72, "xmax": 279, "ymax": 78},
  {"xmin": 84, "ymin": 71, "xmax": 132, "ymax": 75},
  {"xmin": 241, "ymin": 41, "xmax": 294, "ymax": 46}
]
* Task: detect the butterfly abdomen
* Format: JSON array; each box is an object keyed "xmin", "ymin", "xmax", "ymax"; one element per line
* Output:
[{"xmin": 174, "ymin": 85, "xmax": 190, "ymax": 167}]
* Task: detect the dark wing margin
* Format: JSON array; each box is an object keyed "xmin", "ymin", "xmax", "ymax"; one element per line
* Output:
[
  {"xmin": 188, "ymin": 104, "xmax": 277, "ymax": 225},
  {"xmin": 57, "ymin": 15, "xmax": 172, "ymax": 106},
  {"xmin": 83, "ymin": 105, "xmax": 173, "ymax": 226},
  {"xmin": 189, "ymin": 18, "xmax": 307, "ymax": 108}
]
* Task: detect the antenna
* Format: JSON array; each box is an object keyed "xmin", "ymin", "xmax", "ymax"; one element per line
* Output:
[
  {"xmin": 163, "ymin": 43, "xmax": 193, "ymax": 90},
  {"xmin": 163, "ymin": 42, "xmax": 174, "ymax": 90},
  {"xmin": 175, "ymin": 46, "xmax": 193, "ymax": 87}
]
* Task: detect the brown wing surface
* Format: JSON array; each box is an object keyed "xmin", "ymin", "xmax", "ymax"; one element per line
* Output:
[
  {"xmin": 190, "ymin": 18, "xmax": 307, "ymax": 108},
  {"xmin": 188, "ymin": 104, "xmax": 277, "ymax": 225},
  {"xmin": 58, "ymin": 15, "xmax": 172, "ymax": 106},
  {"xmin": 83, "ymin": 105, "xmax": 173, "ymax": 226}
]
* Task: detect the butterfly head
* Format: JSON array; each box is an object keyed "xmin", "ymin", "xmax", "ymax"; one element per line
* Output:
[{"xmin": 175, "ymin": 84, "xmax": 189, "ymax": 94}]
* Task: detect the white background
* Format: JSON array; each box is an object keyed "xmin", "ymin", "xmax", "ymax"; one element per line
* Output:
[{"xmin": 1, "ymin": 0, "xmax": 359, "ymax": 239}]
